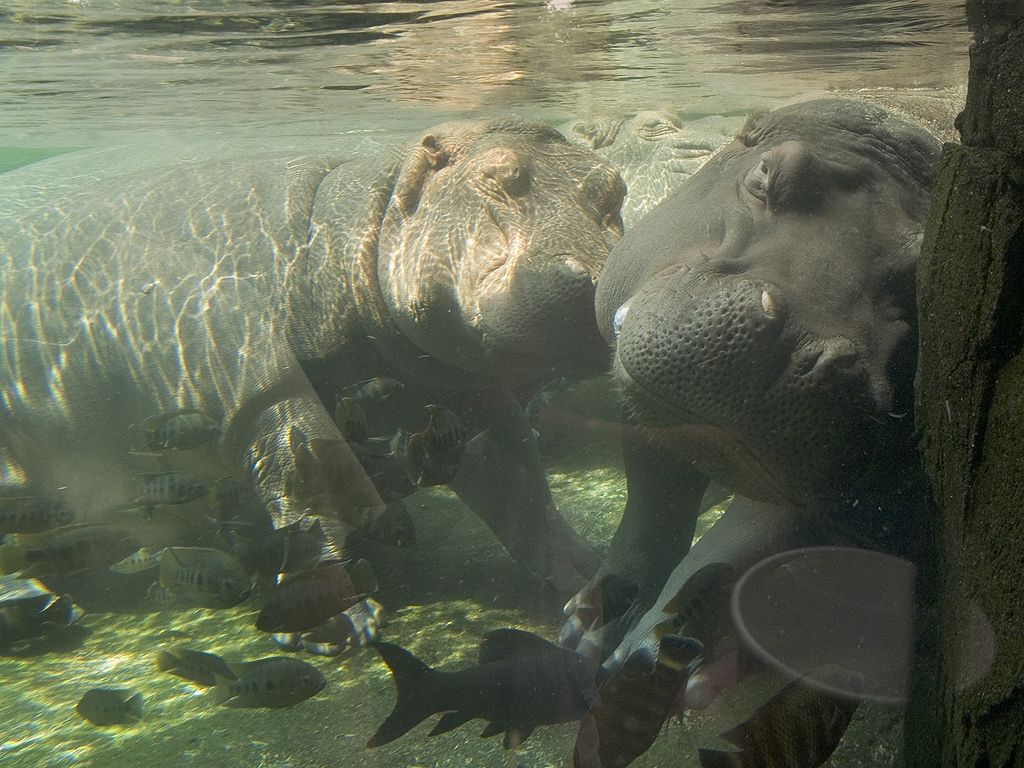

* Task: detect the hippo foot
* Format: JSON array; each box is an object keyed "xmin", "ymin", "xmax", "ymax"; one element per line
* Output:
[{"xmin": 558, "ymin": 571, "xmax": 649, "ymax": 663}]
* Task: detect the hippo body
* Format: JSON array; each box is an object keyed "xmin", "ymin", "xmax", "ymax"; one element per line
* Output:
[
  {"xmin": 0, "ymin": 120, "xmax": 624, "ymax": 592},
  {"xmin": 564, "ymin": 100, "xmax": 940, "ymax": 669}
]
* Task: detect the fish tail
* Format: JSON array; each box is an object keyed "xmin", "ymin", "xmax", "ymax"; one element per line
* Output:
[
  {"xmin": 125, "ymin": 693, "xmax": 144, "ymax": 721},
  {"xmin": 349, "ymin": 558, "xmax": 379, "ymax": 596},
  {"xmin": 367, "ymin": 642, "xmax": 438, "ymax": 747},
  {"xmin": 211, "ymin": 673, "xmax": 236, "ymax": 705}
]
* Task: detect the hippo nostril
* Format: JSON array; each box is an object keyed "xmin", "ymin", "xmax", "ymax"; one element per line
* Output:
[
  {"xmin": 760, "ymin": 288, "xmax": 779, "ymax": 320},
  {"xmin": 811, "ymin": 338, "xmax": 860, "ymax": 375},
  {"xmin": 612, "ymin": 300, "xmax": 631, "ymax": 338}
]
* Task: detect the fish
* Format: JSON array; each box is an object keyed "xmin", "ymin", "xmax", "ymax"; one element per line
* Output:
[
  {"xmin": 76, "ymin": 688, "xmax": 143, "ymax": 726},
  {"xmin": 403, "ymin": 404, "xmax": 466, "ymax": 487},
  {"xmin": 573, "ymin": 635, "xmax": 704, "ymax": 768},
  {"xmin": 0, "ymin": 575, "xmax": 84, "ymax": 647},
  {"xmin": 156, "ymin": 646, "xmax": 236, "ymax": 687},
  {"xmin": 368, "ymin": 628, "xmax": 600, "ymax": 749},
  {"xmin": 361, "ymin": 499, "xmax": 416, "ymax": 547},
  {"xmin": 229, "ymin": 518, "xmax": 325, "ymax": 576},
  {"xmin": 653, "ymin": 562, "xmax": 738, "ymax": 651},
  {"xmin": 135, "ymin": 471, "xmax": 209, "ymax": 506},
  {"xmin": 212, "ymin": 656, "xmax": 326, "ymax": 708},
  {"xmin": 349, "ymin": 440, "xmax": 418, "ymax": 501},
  {"xmin": 697, "ymin": 666, "xmax": 863, "ymax": 768},
  {"xmin": 341, "ymin": 376, "xmax": 405, "ymax": 402},
  {"xmin": 255, "ymin": 560, "xmax": 377, "ymax": 633},
  {"xmin": 524, "ymin": 376, "xmax": 571, "ymax": 430},
  {"xmin": 157, "ymin": 546, "xmax": 253, "ymax": 608},
  {"xmin": 300, "ymin": 597, "xmax": 387, "ymax": 656},
  {"xmin": 0, "ymin": 524, "xmax": 140, "ymax": 576},
  {"xmin": 110, "ymin": 546, "xmax": 166, "ymax": 574},
  {"xmin": 142, "ymin": 409, "xmax": 221, "ymax": 451},
  {"xmin": 334, "ymin": 396, "xmax": 368, "ymax": 444},
  {"xmin": 0, "ymin": 495, "xmax": 75, "ymax": 534}
]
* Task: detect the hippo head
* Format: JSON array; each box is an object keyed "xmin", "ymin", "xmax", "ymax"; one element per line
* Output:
[
  {"xmin": 375, "ymin": 119, "xmax": 625, "ymax": 385},
  {"xmin": 596, "ymin": 100, "xmax": 939, "ymax": 505}
]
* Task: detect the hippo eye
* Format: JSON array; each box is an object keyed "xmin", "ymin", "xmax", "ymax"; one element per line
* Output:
[
  {"xmin": 744, "ymin": 155, "xmax": 772, "ymax": 204},
  {"xmin": 602, "ymin": 211, "xmax": 624, "ymax": 238}
]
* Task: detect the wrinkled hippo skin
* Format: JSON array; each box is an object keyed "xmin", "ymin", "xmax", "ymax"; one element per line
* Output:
[
  {"xmin": 564, "ymin": 99, "xmax": 940, "ymax": 666},
  {"xmin": 561, "ymin": 110, "xmax": 742, "ymax": 227},
  {"xmin": 0, "ymin": 119, "xmax": 624, "ymax": 596}
]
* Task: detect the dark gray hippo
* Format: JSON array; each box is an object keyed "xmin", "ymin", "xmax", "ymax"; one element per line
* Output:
[
  {"xmin": 561, "ymin": 99, "xmax": 940, "ymax": 679},
  {"xmin": 0, "ymin": 119, "xmax": 625, "ymax": 595}
]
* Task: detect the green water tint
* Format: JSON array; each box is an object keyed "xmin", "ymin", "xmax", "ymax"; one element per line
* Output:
[
  {"xmin": 0, "ymin": 148, "xmax": 75, "ymax": 174},
  {"xmin": 0, "ymin": 462, "xmax": 895, "ymax": 767}
]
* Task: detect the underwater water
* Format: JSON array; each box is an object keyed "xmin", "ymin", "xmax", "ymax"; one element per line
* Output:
[{"xmin": 1, "ymin": 2, "xmax": 973, "ymax": 768}]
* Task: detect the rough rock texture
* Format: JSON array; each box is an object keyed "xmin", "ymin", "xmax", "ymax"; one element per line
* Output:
[{"xmin": 912, "ymin": 2, "xmax": 1024, "ymax": 767}]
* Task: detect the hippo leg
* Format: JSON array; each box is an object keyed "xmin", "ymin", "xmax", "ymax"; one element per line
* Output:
[
  {"xmin": 560, "ymin": 426, "xmax": 708, "ymax": 656},
  {"xmin": 604, "ymin": 495, "xmax": 819, "ymax": 675},
  {"xmin": 447, "ymin": 400, "xmax": 600, "ymax": 601}
]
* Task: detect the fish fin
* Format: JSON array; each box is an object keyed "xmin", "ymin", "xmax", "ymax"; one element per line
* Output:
[
  {"xmin": 38, "ymin": 594, "xmax": 78, "ymax": 625},
  {"xmin": 348, "ymin": 558, "xmax": 378, "ymax": 595},
  {"xmin": 125, "ymin": 693, "xmax": 144, "ymax": 721},
  {"xmin": 478, "ymin": 627, "xmax": 561, "ymax": 664},
  {"xmin": 718, "ymin": 722, "xmax": 754, "ymax": 750},
  {"xmin": 479, "ymin": 721, "xmax": 505, "ymax": 738},
  {"xmin": 211, "ymin": 673, "xmax": 236, "ymax": 705},
  {"xmin": 367, "ymin": 642, "xmax": 437, "ymax": 747},
  {"xmin": 596, "ymin": 573, "xmax": 639, "ymax": 626},
  {"xmin": 698, "ymin": 747, "xmax": 744, "ymax": 768},
  {"xmin": 429, "ymin": 711, "xmax": 474, "ymax": 737},
  {"xmin": 657, "ymin": 635, "xmax": 704, "ymax": 671},
  {"xmin": 503, "ymin": 726, "xmax": 533, "ymax": 749}
]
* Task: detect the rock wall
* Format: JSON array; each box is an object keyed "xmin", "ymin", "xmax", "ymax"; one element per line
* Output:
[{"xmin": 912, "ymin": 2, "xmax": 1024, "ymax": 766}]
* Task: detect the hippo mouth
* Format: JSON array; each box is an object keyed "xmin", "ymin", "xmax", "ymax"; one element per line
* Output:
[{"xmin": 611, "ymin": 360, "xmax": 792, "ymax": 503}]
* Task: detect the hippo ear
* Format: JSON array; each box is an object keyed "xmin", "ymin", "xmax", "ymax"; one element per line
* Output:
[{"xmin": 393, "ymin": 134, "xmax": 449, "ymax": 217}]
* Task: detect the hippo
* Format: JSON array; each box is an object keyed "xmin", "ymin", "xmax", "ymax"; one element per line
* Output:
[
  {"xmin": 560, "ymin": 110, "xmax": 742, "ymax": 227},
  {"xmin": 0, "ymin": 119, "xmax": 625, "ymax": 596},
  {"xmin": 560, "ymin": 99, "xmax": 941, "ymax": 677}
]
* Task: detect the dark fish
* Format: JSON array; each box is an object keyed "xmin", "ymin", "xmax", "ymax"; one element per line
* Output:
[
  {"xmin": 256, "ymin": 560, "xmax": 377, "ymax": 633},
  {"xmin": 362, "ymin": 499, "xmax": 416, "ymax": 547},
  {"xmin": 156, "ymin": 646, "xmax": 236, "ymax": 687},
  {"xmin": 76, "ymin": 688, "xmax": 143, "ymax": 726},
  {"xmin": 0, "ymin": 524, "xmax": 140, "ymax": 576},
  {"xmin": 524, "ymin": 376, "xmax": 571, "ymax": 430},
  {"xmin": 136, "ymin": 471, "xmax": 209, "ymax": 505},
  {"xmin": 368, "ymin": 628, "xmax": 599, "ymax": 749},
  {"xmin": 573, "ymin": 635, "xmax": 703, "ymax": 768},
  {"xmin": 349, "ymin": 441, "xmax": 417, "ymax": 501},
  {"xmin": 158, "ymin": 547, "xmax": 253, "ymax": 608},
  {"xmin": 341, "ymin": 377, "xmax": 405, "ymax": 402},
  {"xmin": 211, "ymin": 475, "xmax": 271, "ymax": 532},
  {"xmin": 654, "ymin": 562, "xmax": 738, "ymax": 651},
  {"xmin": 300, "ymin": 597, "xmax": 387, "ymax": 656},
  {"xmin": 403, "ymin": 405, "xmax": 466, "ymax": 487},
  {"xmin": 230, "ymin": 518, "xmax": 325, "ymax": 576},
  {"xmin": 566, "ymin": 573, "xmax": 640, "ymax": 634},
  {"xmin": 0, "ymin": 495, "xmax": 75, "ymax": 533},
  {"xmin": 334, "ymin": 396, "xmax": 368, "ymax": 443},
  {"xmin": 142, "ymin": 409, "xmax": 221, "ymax": 451},
  {"xmin": 212, "ymin": 656, "xmax": 326, "ymax": 708},
  {"xmin": 698, "ymin": 666, "xmax": 863, "ymax": 768},
  {"xmin": 0, "ymin": 575, "xmax": 84, "ymax": 647}
]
